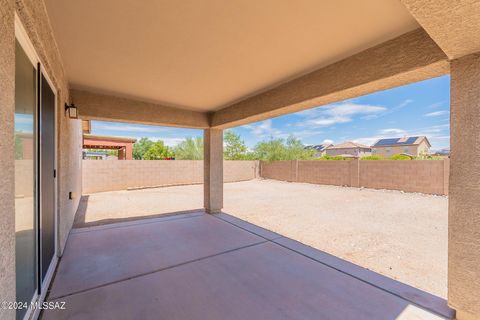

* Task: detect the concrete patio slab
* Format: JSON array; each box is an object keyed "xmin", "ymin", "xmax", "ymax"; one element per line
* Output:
[
  {"xmin": 48, "ymin": 213, "xmax": 264, "ymax": 299},
  {"xmin": 43, "ymin": 212, "xmax": 453, "ymax": 320},
  {"xmin": 43, "ymin": 240, "xmax": 448, "ymax": 320}
]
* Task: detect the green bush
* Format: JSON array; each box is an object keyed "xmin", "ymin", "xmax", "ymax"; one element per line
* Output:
[
  {"xmin": 360, "ymin": 155, "xmax": 383, "ymax": 160},
  {"xmin": 390, "ymin": 154, "xmax": 412, "ymax": 160},
  {"xmin": 317, "ymin": 155, "xmax": 348, "ymax": 160}
]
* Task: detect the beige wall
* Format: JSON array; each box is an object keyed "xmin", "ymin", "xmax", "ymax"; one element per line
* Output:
[
  {"xmin": 15, "ymin": 0, "xmax": 83, "ymax": 255},
  {"xmin": 0, "ymin": 1, "xmax": 83, "ymax": 316},
  {"xmin": 449, "ymin": 53, "xmax": 480, "ymax": 319},
  {"xmin": 0, "ymin": 0, "xmax": 17, "ymax": 316},
  {"xmin": 260, "ymin": 159, "xmax": 449, "ymax": 195},
  {"xmin": 82, "ymin": 160, "xmax": 259, "ymax": 194},
  {"xmin": 372, "ymin": 140, "xmax": 430, "ymax": 158}
]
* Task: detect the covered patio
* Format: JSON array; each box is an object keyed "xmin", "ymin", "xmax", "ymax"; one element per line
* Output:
[
  {"xmin": 2, "ymin": 1, "xmax": 480, "ymax": 320},
  {"xmin": 43, "ymin": 212, "xmax": 453, "ymax": 320}
]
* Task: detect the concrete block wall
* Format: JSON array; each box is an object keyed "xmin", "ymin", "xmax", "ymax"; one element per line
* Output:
[
  {"xmin": 260, "ymin": 159, "xmax": 449, "ymax": 195},
  {"xmin": 297, "ymin": 160, "xmax": 351, "ymax": 186},
  {"xmin": 359, "ymin": 160, "xmax": 447, "ymax": 195},
  {"xmin": 82, "ymin": 160, "xmax": 259, "ymax": 194},
  {"xmin": 259, "ymin": 160, "xmax": 297, "ymax": 182}
]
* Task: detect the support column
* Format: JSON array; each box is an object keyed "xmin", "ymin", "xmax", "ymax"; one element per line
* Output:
[
  {"xmin": 204, "ymin": 128, "xmax": 223, "ymax": 213},
  {"xmin": 449, "ymin": 53, "xmax": 480, "ymax": 320},
  {"xmin": 125, "ymin": 144, "xmax": 133, "ymax": 160},
  {"xmin": 118, "ymin": 147, "xmax": 124, "ymax": 160}
]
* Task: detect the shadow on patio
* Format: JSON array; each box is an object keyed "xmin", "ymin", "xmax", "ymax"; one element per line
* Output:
[{"xmin": 42, "ymin": 212, "xmax": 454, "ymax": 320}]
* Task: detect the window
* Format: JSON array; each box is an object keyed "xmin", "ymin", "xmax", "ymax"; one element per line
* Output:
[
  {"xmin": 386, "ymin": 147, "xmax": 391, "ymax": 153},
  {"xmin": 403, "ymin": 146, "xmax": 410, "ymax": 153}
]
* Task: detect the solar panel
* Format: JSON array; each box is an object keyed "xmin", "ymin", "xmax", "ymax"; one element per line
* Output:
[{"xmin": 373, "ymin": 136, "xmax": 419, "ymax": 146}]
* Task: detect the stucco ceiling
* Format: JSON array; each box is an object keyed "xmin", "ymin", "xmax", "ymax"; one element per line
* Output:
[{"xmin": 45, "ymin": 0, "xmax": 419, "ymax": 112}]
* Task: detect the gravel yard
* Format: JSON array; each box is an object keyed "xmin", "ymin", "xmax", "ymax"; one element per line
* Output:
[{"xmin": 77, "ymin": 179, "xmax": 448, "ymax": 298}]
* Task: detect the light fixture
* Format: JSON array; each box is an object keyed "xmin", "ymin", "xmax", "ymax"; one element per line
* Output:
[{"xmin": 65, "ymin": 103, "xmax": 78, "ymax": 119}]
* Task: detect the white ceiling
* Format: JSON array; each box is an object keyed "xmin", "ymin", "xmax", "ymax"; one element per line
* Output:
[{"xmin": 45, "ymin": 0, "xmax": 419, "ymax": 112}]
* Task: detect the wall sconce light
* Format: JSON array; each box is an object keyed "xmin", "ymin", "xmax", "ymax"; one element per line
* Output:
[{"xmin": 65, "ymin": 103, "xmax": 78, "ymax": 119}]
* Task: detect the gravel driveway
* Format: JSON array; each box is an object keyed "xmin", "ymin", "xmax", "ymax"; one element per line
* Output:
[{"xmin": 76, "ymin": 179, "xmax": 448, "ymax": 298}]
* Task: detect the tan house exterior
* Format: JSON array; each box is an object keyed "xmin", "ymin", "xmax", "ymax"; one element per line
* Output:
[
  {"xmin": 325, "ymin": 142, "xmax": 372, "ymax": 158},
  {"xmin": 372, "ymin": 136, "xmax": 431, "ymax": 158},
  {"xmin": 1, "ymin": 1, "xmax": 480, "ymax": 319}
]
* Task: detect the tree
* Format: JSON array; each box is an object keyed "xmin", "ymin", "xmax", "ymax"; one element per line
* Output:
[
  {"xmin": 173, "ymin": 137, "xmax": 203, "ymax": 160},
  {"xmin": 224, "ymin": 130, "xmax": 248, "ymax": 160},
  {"xmin": 143, "ymin": 140, "xmax": 173, "ymax": 160},
  {"xmin": 133, "ymin": 137, "xmax": 154, "ymax": 160},
  {"xmin": 252, "ymin": 135, "xmax": 315, "ymax": 161},
  {"xmin": 253, "ymin": 138, "xmax": 288, "ymax": 161},
  {"xmin": 284, "ymin": 136, "xmax": 315, "ymax": 160}
]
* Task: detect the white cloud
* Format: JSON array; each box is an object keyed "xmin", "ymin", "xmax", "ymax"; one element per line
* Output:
[
  {"xmin": 397, "ymin": 99, "xmax": 414, "ymax": 109},
  {"xmin": 298, "ymin": 103, "xmax": 386, "ymax": 128},
  {"xmin": 322, "ymin": 139, "xmax": 333, "ymax": 144},
  {"xmin": 94, "ymin": 123, "xmax": 167, "ymax": 133},
  {"xmin": 243, "ymin": 119, "xmax": 286, "ymax": 138},
  {"xmin": 427, "ymin": 102, "xmax": 444, "ymax": 109},
  {"xmin": 424, "ymin": 110, "xmax": 449, "ymax": 117},
  {"xmin": 379, "ymin": 128, "xmax": 406, "ymax": 135}
]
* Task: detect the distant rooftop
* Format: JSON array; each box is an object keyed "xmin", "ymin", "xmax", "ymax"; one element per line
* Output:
[
  {"xmin": 372, "ymin": 136, "xmax": 430, "ymax": 147},
  {"xmin": 305, "ymin": 144, "xmax": 332, "ymax": 151},
  {"xmin": 327, "ymin": 141, "xmax": 371, "ymax": 150},
  {"xmin": 83, "ymin": 134, "xmax": 137, "ymax": 143}
]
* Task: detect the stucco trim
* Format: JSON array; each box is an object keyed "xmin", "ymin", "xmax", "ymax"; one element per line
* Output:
[
  {"xmin": 400, "ymin": 0, "xmax": 480, "ymax": 59},
  {"xmin": 72, "ymin": 89, "xmax": 210, "ymax": 129}
]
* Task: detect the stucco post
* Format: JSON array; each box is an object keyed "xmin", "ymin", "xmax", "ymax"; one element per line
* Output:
[
  {"xmin": 204, "ymin": 128, "xmax": 223, "ymax": 213},
  {"xmin": 0, "ymin": 0, "xmax": 16, "ymax": 319},
  {"xmin": 125, "ymin": 144, "xmax": 133, "ymax": 160},
  {"xmin": 449, "ymin": 53, "xmax": 480, "ymax": 320}
]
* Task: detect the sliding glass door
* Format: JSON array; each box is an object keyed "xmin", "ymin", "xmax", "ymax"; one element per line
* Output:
[
  {"xmin": 15, "ymin": 29, "xmax": 58, "ymax": 320},
  {"xmin": 15, "ymin": 39, "xmax": 38, "ymax": 320}
]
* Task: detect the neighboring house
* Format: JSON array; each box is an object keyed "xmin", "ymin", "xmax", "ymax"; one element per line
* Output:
[
  {"xmin": 83, "ymin": 134, "xmax": 137, "ymax": 160},
  {"xmin": 305, "ymin": 144, "xmax": 333, "ymax": 157},
  {"xmin": 371, "ymin": 136, "xmax": 431, "ymax": 158},
  {"xmin": 325, "ymin": 142, "xmax": 372, "ymax": 158}
]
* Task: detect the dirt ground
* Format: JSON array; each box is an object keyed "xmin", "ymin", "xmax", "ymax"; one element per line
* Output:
[{"xmin": 77, "ymin": 179, "xmax": 448, "ymax": 298}]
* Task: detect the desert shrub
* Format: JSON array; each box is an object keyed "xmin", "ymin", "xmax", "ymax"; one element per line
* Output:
[
  {"xmin": 390, "ymin": 154, "xmax": 412, "ymax": 160},
  {"xmin": 361, "ymin": 155, "xmax": 383, "ymax": 160},
  {"xmin": 317, "ymin": 155, "xmax": 349, "ymax": 160}
]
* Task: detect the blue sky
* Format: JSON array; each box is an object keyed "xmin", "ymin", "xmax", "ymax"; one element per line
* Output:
[{"xmin": 90, "ymin": 75, "xmax": 450, "ymax": 151}]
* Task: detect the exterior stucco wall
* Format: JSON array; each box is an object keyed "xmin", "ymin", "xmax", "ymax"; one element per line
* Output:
[
  {"xmin": 449, "ymin": 53, "xmax": 480, "ymax": 319},
  {"xmin": 0, "ymin": 2, "xmax": 82, "ymax": 312},
  {"xmin": 0, "ymin": 0, "xmax": 17, "ymax": 317},
  {"xmin": 15, "ymin": 0, "xmax": 83, "ymax": 255},
  {"xmin": 372, "ymin": 140, "xmax": 430, "ymax": 158}
]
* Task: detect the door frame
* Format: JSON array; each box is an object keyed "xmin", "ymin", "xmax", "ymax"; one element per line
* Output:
[{"xmin": 15, "ymin": 13, "xmax": 59, "ymax": 320}]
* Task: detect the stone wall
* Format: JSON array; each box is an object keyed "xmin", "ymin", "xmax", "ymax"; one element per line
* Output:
[
  {"xmin": 82, "ymin": 160, "xmax": 259, "ymax": 194},
  {"xmin": 260, "ymin": 159, "xmax": 449, "ymax": 195}
]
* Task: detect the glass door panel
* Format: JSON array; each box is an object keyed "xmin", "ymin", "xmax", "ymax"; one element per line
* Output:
[
  {"xmin": 40, "ymin": 74, "xmax": 56, "ymax": 283},
  {"xmin": 15, "ymin": 40, "xmax": 38, "ymax": 320}
]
